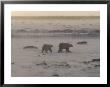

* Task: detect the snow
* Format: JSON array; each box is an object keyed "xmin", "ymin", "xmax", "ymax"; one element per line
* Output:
[{"xmin": 11, "ymin": 36, "xmax": 100, "ymax": 77}]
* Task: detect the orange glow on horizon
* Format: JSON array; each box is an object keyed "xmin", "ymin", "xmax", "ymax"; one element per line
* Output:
[{"xmin": 12, "ymin": 11, "xmax": 100, "ymax": 17}]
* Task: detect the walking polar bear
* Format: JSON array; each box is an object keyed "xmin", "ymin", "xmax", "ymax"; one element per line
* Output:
[
  {"xmin": 42, "ymin": 44, "xmax": 53, "ymax": 53},
  {"xmin": 58, "ymin": 43, "xmax": 73, "ymax": 53}
]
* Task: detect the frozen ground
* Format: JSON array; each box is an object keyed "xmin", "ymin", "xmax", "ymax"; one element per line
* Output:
[{"xmin": 11, "ymin": 35, "xmax": 100, "ymax": 77}]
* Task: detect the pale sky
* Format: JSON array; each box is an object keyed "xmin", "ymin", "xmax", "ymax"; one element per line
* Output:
[{"xmin": 12, "ymin": 11, "xmax": 100, "ymax": 17}]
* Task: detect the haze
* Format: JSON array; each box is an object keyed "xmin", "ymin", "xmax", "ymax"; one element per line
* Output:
[{"xmin": 12, "ymin": 11, "xmax": 100, "ymax": 17}]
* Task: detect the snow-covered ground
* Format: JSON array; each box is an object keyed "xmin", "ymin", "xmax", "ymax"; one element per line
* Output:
[{"xmin": 11, "ymin": 36, "xmax": 100, "ymax": 77}]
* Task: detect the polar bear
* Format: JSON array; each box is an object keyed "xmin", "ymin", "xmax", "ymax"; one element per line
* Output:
[
  {"xmin": 58, "ymin": 43, "xmax": 73, "ymax": 53},
  {"xmin": 42, "ymin": 44, "xmax": 53, "ymax": 53}
]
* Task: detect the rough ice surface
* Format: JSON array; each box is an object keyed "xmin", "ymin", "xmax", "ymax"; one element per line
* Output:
[
  {"xmin": 11, "ymin": 17, "xmax": 100, "ymax": 77},
  {"xmin": 11, "ymin": 36, "xmax": 100, "ymax": 77}
]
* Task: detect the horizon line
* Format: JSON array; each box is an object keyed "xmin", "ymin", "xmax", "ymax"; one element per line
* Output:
[{"xmin": 11, "ymin": 16, "xmax": 100, "ymax": 18}]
